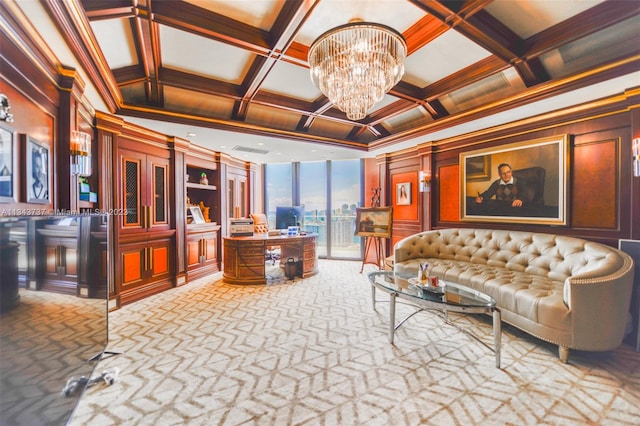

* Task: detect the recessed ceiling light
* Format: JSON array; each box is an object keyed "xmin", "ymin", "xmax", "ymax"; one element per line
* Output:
[
  {"xmin": 220, "ymin": 145, "xmax": 226, "ymax": 149},
  {"xmin": 186, "ymin": 132, "xmax": 196, "ymax": 138},
  {"xmin": 257, "ymin": 142, "xmax": 264, "ymax": 146}
]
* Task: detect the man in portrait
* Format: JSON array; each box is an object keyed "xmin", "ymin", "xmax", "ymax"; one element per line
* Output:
[{"xmin": 475, "ymin": 163, "xmax": 526, "ymax": 208}]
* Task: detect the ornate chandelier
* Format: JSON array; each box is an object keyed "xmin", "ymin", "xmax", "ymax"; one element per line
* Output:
[{"xmin": 308, "ymin": 21, "xmax": 407, "ymax": 121}]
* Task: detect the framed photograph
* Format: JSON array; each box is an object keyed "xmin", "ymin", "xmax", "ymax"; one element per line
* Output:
[
  {"xmin": 461, "ymin": 134, "xmax": 569, "ymax": 225},
  {"xmin": 396, "ymin": 182, "xmax": 411, "ymax": 205},
  {"xmin": 0, "ymin": 124, "xmax": 15, "ymax": 202},
  {"xmin": 355, "ymin": 207, "xmax": 393, "ymax": 238},
  {"xmin": 22, "ymin": 135, "xmax": 50, "ymax": 204},
  {"xmin": 189, "ymin": 206, "xmax": 205, "ymax": 224}
]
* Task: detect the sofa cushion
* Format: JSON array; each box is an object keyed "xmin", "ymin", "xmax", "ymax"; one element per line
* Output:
[{"xmin": 395, "ymin": 257, "xmax": 570, "ymax": 331}]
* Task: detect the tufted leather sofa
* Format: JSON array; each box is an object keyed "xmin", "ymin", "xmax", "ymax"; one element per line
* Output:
[{"xmin": 393, "ymin": 228, "xmax": 634, "ymax": 362}]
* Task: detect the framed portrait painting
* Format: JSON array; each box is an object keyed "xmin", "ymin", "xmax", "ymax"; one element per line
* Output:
[
  {"xmin": 22, "ymin": 135, "xmax": 50, "ymax": 204},
  {"xmin": 355, "ymin": 207, "xmax": 393, "ymax": 238},
  {"xmin": 396, "ymin": 182, "xmax": 411, "ymax": 205},
  {"xmin": 0, "ymin": 124, "xmax": 15, "ymax": 202},
  {"xmin": 460, "ymin": 134, "xmax": 569, "ymax": 225}
]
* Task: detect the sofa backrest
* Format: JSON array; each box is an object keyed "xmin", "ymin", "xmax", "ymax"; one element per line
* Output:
[{"xmin": 394, "ymin": 228, "xmax": 626, "ymax": 282}]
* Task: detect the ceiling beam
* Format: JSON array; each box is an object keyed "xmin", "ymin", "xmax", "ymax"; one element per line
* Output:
[{"xmin": 234, "ymin": 1, "xmax": 318, "ymax": 121}]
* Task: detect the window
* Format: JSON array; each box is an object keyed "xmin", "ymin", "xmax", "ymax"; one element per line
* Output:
[
  {"xmin": 329, "ymin": 160, "xmax": 361, "ymax": 258},
  {"xmin": 265, "ymin": 159, "xmax": 362, "ymax": 259},
  {"xmin": 300, "ymin": 162, "xmax": 327, "ymax": 256},
  {"xmin": 265, "ymin": 163, "xmax": 292, "ymax": 229}
]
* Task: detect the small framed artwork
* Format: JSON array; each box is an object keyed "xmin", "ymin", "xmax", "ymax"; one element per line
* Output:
[
  {"xmin": 0, "ymin": 124, "xmax": 15, "ymax": 202},
  {"xmin": 22, "ymin": 134, "xmax": 50, "ymax": 204},
  {"xmin": 396, "ymin": 182, "xmax": 411, "ymax": 205},
  {"xmin": 355, "ymin": 207, "xmax": 393, "ymax": 238},
  {"xmin": 189, "ymin": 206, "xmax": 205, "ymax": 224}
]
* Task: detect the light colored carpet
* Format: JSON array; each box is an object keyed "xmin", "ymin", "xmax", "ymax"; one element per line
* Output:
[{"xmin": 71, "ymin": 260, "xmax": 640, "ymax": 425}]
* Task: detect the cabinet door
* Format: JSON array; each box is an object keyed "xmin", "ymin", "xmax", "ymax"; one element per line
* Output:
[
  {"xmin": 186, "ymin": 234, "xmax": 202, "ymax": 270},
  {"xmin": 202, "ymin": 232, "xmax": 218, "ymax": 264},
  {"xmin": 148, "ymin": 238, "xmax": 172, "ymax": 280},
  {"xmin": 121, "ymin": 151, "xmax": 143, "ymax": 230},
  {"xmin": 120, "ymin": 242, "xmax": 146, "ymax": 288},
  {"xmin": 148, "ymin": 156, "xmax": 170, "ymax": 231},
  {"xmin": 238, "ymin": 177, "xmax": 247, "ymax": 218},
  {"xmin": 227, "ymin": 175, "xmax": 248, "ymax": 218},
  {"xmin": 119, "ymin": 150, "xmax": 170, "ymax": 232},
  {"xmin": 120, "ymin": 238, "xmax": 172, "ymax": 287}
]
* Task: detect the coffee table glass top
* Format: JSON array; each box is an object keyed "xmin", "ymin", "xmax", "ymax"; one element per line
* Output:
[{"xmin": 368, "ymin": 271, "xmax": 495, "ymax": 309}]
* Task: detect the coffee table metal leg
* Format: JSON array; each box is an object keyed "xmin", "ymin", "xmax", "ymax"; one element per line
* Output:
[
  {"xmin": 493, "ymin": 308, "xmax": 501, "ymax": 368},
  {"xmin": 371, "ymin": 285, "xmax": 376, "ymax": 311},
  {"xmin": 389, "ymin": 292, "xmax": 396, "ymax": 344}
]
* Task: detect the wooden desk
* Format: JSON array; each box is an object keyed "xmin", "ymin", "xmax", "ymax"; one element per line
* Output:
[{"xmin": 223, "ymin": 233, "xmax": 318, "ymax": 284}]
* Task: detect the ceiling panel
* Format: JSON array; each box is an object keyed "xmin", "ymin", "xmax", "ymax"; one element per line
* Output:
[
  {"xmin": 184, "ymin": 0, "xmax": 284, "ymax": 31},
  {"xmin": 163, "ymin": 86, "xmax": 235, "ymax": 118},
  {"xmin": 485, "ymin": 0, "xmax": 607, "ymax": 39},
  {"xmin": 159, "ymin": 25, "xmax": 252, "ymax": 83},
  {"xmin": 540, "ymin": 16, "xmax": 640, "ymax": 79},
  {"xmin": 90, "ymin": 18, "xmax": 137, "ymax": 69},
  {"xmin": 404, "ymin": 29, "xmax": 492, "ymax": 87},
  {"xmin": 260, "ymin": 60, "xmax": 321, "ymax": 101}
]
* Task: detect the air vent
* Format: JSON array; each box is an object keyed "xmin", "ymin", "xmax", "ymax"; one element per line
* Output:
[{"xmin": 231, "ymin": 146, "xmax": 269, "ymax": 155}]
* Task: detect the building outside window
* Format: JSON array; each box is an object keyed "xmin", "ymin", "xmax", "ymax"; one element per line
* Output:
[{"xmin": 265, "ymin": 159, "xmax": 362, "ymax": 259}]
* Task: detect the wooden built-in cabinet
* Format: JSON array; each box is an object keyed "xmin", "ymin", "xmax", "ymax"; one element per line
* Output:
[
  {"xmin": 120, "ymin": 148, "xmax": 171, "ymax": 234},
  {"xmin": 218, "ymin": 154, "xmax": 254, "ymax": 238},
  {"xmin": 227, "ymin": 171, "xmax": 247, "ymax": 219},
  {"xmin": 186, "ymin": 224, "xmax": 221, "ymax": 280},
  {"xmin": 183, "ymin": 151, "xmax": 222, "ymax": 281},
  {"xmin": 115, "ymin": 143, "xmax": 175, "ymax": 305}
]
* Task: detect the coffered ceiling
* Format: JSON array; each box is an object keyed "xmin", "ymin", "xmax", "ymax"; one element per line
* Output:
[{"xmin": 44, "ymin": 0, "xmax": 639, "ymax": 163}]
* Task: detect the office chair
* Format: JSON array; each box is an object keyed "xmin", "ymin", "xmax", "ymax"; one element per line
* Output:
[{"xmin": 250, "ymin": 213, "xmax": 279, "ymax": 264}]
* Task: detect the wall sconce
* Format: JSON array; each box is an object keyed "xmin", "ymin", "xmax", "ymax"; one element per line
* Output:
[
  {"xmin": 70, "ymin": 130, "xmax": 92, "ymax": 176},
  {"xmin": 419, "ymin": 170, "xmax": 431, "ymax": 192},
  {"xmin": 0, "ymin": 94, "xmax": 14, "ymax": 122},
  {"xmin": 633, "ymin": 138, "xmax": 640, "ymax": 178}
]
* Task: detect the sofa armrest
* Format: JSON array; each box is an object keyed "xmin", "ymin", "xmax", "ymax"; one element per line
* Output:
[
  {"xmin": 394, "ymin": 234, "xmax": 420, "ymax": 263},
  {"xmin": 563, "ymin": 253, "xmax": 634, "ymax": 351}
]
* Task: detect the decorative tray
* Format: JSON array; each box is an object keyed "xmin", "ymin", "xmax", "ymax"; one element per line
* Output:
[{"xmin": 408, "ymin": 277, "xmax": 445, "ymax": 294}]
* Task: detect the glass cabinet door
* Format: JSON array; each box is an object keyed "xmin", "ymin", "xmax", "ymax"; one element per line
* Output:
[
  {"xmin": 123, "ymin": 158, "xmax": 141, "ymax": 227},
  {"xmin": 152, "ymin": 163, "xmax": 167, "ymax": 226},
  {"xmin": 228, "ymin": 179, "xmax": 235, "ymax": 218},
  {"xmin": 239, "ymin": 179, "xmax": 246, "ymax": 218}
]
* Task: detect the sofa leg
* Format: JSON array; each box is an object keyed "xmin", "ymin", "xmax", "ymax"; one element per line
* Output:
[{"xmin": 558, "ymin": 346, "xmax": 569, "ymax": 363}]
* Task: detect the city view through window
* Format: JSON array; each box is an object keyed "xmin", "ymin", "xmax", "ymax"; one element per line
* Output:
[{"xmin": 265, "ymin": 160, "xmax": 362, "ymax": 259}]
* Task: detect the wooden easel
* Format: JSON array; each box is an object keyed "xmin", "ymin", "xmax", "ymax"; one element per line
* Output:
[
  {"xmin": 360, "ymin": 235, "xmax": 383, "ymax": 272},
  {"xmin": 360, "ymin": 187, "xmax": 385, "ymax": 272}
]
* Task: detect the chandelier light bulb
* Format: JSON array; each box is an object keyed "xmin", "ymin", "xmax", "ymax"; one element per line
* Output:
[{"xmin": 308, "ymin": 21, "xmax": 406, "ymax": 121}]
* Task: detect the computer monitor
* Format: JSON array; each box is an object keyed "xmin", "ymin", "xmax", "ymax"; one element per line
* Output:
[{"xmin": 275, "ymin": 206, "xmax": 304, "ymax": 230}]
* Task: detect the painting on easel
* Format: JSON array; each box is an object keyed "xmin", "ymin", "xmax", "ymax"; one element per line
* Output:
[{"xmin": 355, "ymin": 207, "xmax": 392, "ymax": 238}]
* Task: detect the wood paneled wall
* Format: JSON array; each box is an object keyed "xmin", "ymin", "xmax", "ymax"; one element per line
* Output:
[{"xmin": 380, "ymin": 94, "xmax": 640, "ymax": 249}]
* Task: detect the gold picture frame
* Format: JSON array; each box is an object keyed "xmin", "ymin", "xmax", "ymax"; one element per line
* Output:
[
  {"xmin": 460, "ymin": 134, "xmax": 569, "ymax": 225},
  {"xmin": 355, "ymin": 207, "xmax": 393, "ymax": 238}
]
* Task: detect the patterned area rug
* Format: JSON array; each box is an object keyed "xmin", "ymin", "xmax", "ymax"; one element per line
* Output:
[{"xmin": 71, "ymin": 260, "xmax": 640, "ymax": 425}]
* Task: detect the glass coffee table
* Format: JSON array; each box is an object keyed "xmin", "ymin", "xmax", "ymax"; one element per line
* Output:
[{"xmin": 368, "ymin": 271, "xmax": 501, "ymax": 368}]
